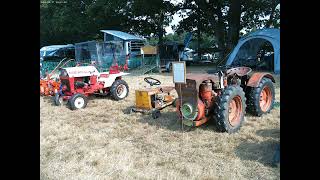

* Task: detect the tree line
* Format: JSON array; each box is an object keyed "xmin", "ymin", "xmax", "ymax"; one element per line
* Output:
[{"xmin": 40, "ymin": 0, "xmax": 280, "ymax": 56}]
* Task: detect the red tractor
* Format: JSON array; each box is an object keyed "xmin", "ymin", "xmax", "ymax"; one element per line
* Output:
[
  {"xmin": 54, "ymin": 65, "xmax": 129, "ymax": 110},
  {"xmin": 175, "ymin": 66, "xmax": 275, "ymax": 133}
]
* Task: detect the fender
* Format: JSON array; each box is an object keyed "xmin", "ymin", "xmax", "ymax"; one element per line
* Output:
[
  {"xmin": 247, "ymin": 72, "xmax": 275, "ymax": 87},
  {"xmin": 100, "ymin": 72, "xmax": 130, "ymax": 88}
]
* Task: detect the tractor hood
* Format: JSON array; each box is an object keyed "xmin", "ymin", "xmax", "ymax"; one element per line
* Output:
[
  {"xmin": 185, "ymin": 73, "xmax": 220, "ymax": 91},
  {"xmin": 175, "ymin": 73, "xmax": 220, "ymax": 121},
  {"xmin": 62, "ymin": 66, "xmax": 100, "ymax": 77}
]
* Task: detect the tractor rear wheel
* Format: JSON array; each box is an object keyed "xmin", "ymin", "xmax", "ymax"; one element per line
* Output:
[
  {"xmin": 213, "ymin": 86, "xmax": 246, "ymax": 133},
  {"xmin": 246, "ymin": 77, "xmax": 275, "ymax": 116},
  {"xmin": 69, "ymin": 93, "xmax": 88, "ymax": 110},
  {"xmin": 110, "ymin": 79, "xmax": 129, "ymax": 101}
]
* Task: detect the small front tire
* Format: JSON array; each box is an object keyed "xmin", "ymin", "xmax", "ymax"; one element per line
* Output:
[
  {"xmin": 54, "ymin": 93, "xmax": 63, "ymax": 106},
  {"xmin": 69, "ymin": 93, "xmax": 88, "ymax": 110}
]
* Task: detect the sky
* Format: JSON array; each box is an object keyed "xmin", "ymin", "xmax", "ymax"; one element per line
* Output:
[{"xmin": 164, "ymin": 0, "xmax": 185, "ymax": 34}]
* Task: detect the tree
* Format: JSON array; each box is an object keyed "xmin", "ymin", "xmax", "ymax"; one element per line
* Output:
[
  {"xmin": 40, "ymin": 0, "xmax": 131, "ymax": 46},
  {"xmin": 227, "ymin": 0, "xmax": 241, "ymax": 52},
  {"xmin": 40, "ymin": 0, "xmax": 280, "ymax": 55},
  {"xmin": 174, "ymin": 0, "xmax": 280, "ymax": 58},
  {"xmin": 126, "ymin": 0, "xmax": 175, "ymax": 45}
]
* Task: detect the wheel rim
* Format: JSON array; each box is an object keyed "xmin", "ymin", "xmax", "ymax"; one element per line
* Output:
[
  {"xmin": 260, "ymin": 86, "xmax": 272, "ymax": 112},
  {"xmin": 228, "ymin": 95, "xmax": 242, "ymax": 127},
  {"xmin": 181, "ymin": 103, "xmax": 198, "ymax": 120},
  {"xmin": 74, "ymin": 97, "xmax": 85, "ymax": 109},
  {"xmin": 116, "ymin": 84, "xmax": 127, "ymax": 98}
]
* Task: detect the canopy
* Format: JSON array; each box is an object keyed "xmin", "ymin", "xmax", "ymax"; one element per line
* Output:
[
  {"xmin": 100, "ymin": 30, "xmax": 144, "ymax": 41},
  {"xmin": 226, "ymin": 28, "xmax": 280, "ymax": 74}
]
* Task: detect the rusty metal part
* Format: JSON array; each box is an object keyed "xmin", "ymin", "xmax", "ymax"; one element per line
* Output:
[
  {"xmin": 164, "ymin": 95, "xmax": 174, "ymax": 102},
  {"xmin": 200, "ymin": 82, "xmax": 214, "ymax": 107},
  {"xmin": 186, "ymin": 73, "xmax": 220, "ymax": 88},
  {"xmin": 131, "ymin": 99, "xmax": 174, "ymax": 114},
  {"xmin": 194, "ymin": 117, "xmax": 208, "ymax": 126},
  {"xmin": 158, "ymin": 86, "xmax": 175, "ymax": 93},
  {"xmin": 135, "ymin": 86, "xmax": 175, "ymax": 96},
  {"xmin": 175, "ymin": 74, "xmax": 220, "ymax": 110},
  {"xmin": 246, "ymin": 72, "xmax": 275, "ymax": 87}
]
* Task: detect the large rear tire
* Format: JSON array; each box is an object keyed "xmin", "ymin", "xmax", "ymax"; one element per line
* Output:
[
  {"xmin": 213, "ymin": 86, "xmax": 246, "ymax": 133},
  {"xmin": 110, "ymin": 79, "xmax": 129, "ymax": 101},
  {"xmin": 69, "ymin": 93, "xmax": 88, "ymax": 110},
  {"xmin": 246, "ymin": 77, "xmax": 275, "ymax": 116}
]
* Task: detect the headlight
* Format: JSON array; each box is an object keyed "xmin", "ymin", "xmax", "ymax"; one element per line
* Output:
[{"xmin": 181, "ymin": 103, "xmax": 198, "ymax": 120}]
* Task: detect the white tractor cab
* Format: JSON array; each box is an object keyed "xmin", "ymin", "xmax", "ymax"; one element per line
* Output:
[{"xmin": 56, "ymin": 65, "xmax": 130, "ymax": 110}]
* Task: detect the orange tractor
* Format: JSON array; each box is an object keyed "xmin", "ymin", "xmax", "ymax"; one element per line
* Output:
[
  {"xmin": 175, "ymin": 66, "xmax": 275, "ymax": 133},
  {"xmin": 40, "ymin": 78, "xmax": 60, "ymax": 96},
  {"xmin": 40, "ymin": 58, "xmax": 75, "ymax": 96}
]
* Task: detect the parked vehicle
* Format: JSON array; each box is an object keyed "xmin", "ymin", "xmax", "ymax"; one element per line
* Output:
[
  {"xmin": 179, "ymin": 48, "xmax": 195, "ymax": 65},
  {"xmin": 55, "ymin": 65, "xmax": 129, "ymax": 110}
]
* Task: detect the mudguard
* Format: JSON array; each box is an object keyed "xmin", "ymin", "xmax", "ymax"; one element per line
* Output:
[{"xmin": 247, "ymin": 72, "xmax": 275, "ymax": 87}]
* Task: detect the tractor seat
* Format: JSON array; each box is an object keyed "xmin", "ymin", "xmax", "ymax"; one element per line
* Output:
[{"xmin": 75, "ymin": 81, "xmax": 87, "ymax": 88}]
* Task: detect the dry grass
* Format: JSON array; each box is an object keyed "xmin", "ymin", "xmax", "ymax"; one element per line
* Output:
[{"xmin": 40, "ymin": 67, "xmax": 280, "ymax": 180}]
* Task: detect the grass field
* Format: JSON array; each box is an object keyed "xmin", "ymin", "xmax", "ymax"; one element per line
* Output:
[{"xmin": 40, "ymin": 65, "xmax": 280, "ymax": 180}]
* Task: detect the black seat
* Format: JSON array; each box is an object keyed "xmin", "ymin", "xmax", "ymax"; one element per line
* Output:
[{"xmin": 75, "ymin": 81, "xmax": 86, "ymax": 88}]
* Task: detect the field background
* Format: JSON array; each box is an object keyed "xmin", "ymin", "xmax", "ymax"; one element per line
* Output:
[{"xmin": 40, "ymin": 65, "xmax": 280, "ymax": 180}]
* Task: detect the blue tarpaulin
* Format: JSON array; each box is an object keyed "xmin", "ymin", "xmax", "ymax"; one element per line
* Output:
[{"xmin": 226, "ymin": 28, "xmax": 280, "ymax": 74}]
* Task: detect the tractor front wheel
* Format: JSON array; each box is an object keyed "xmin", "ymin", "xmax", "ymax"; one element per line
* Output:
[
  {"xmin": 54, "ymin": 93, "xmax": 63, "ymax": 106},
  {"xmin": 213, "ymin": 86, "xmax": 246, "ymax": 134},
  {"xmin": 246, "ymin": 77, "xmax": 275, "ymax": 116},
  {"xmin": 69, "ymin": 93, "xmax": 88, "ymax": 110},
  {"xmin": 110, "ymin": 79, "xmax": 129, "ymax": 101}
]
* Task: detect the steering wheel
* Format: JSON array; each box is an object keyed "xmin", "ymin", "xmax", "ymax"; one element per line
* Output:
[{"xmin": 144, "ymin": 77, "xmax": 161, "ymax": 86}]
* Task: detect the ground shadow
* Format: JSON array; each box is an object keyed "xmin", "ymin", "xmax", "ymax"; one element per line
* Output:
[
  {"xmin": 139, "ymin": 111, "xmax": 185, "ymax": 132},
  {"xmin": 235, "ymin": 139, "xmax": 278, "ymax": 167},
  {"xmin": 122, "ymin": 105, "xmax": 220, "ymax": 132},
  {"xmin": 41, "ymin": 96, "xmax": 55, "ymax": 106},
  {"xmin": 256, "ymin": 128, "xmax": 280, "ymax": 139},
  {"xmin": 41, "ymin": 94, "xmax": 114, "ymax": 108}
]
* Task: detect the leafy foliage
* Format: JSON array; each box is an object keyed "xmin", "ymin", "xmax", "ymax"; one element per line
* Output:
[{"xmin": 40, "ymin": 0, "xmax": 280, "ymax": 54}]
